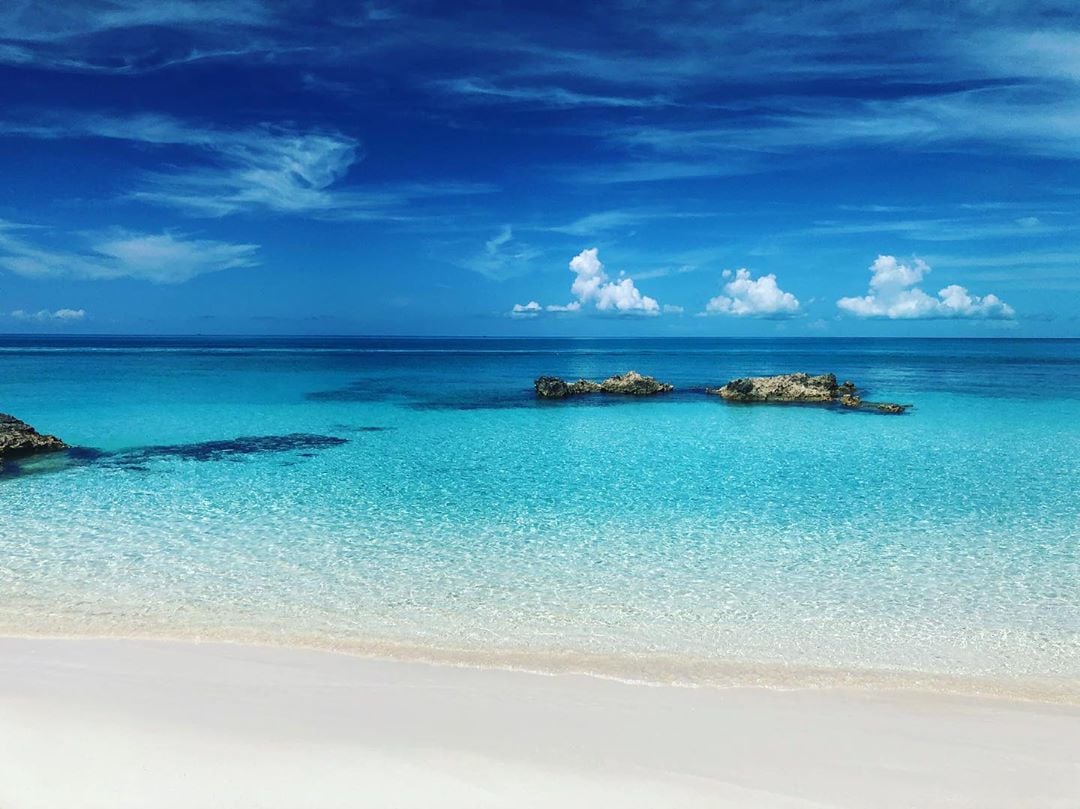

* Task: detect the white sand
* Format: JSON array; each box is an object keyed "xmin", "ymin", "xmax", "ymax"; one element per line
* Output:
[{"xmin": 0, "ymin": 637, "xmax": 1077, "ymax": 808}]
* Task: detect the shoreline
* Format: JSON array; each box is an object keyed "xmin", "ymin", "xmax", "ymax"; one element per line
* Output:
[
  {"xmin": 1, "ymin": 635, "xmax": 1078, "ymax": 808},
  {"xmin": 2, "ymin": 625, "xmax": 1078, "ymax": 706}
]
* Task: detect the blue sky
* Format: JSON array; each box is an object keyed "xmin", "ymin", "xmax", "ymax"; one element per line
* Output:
[{"xmin": 0, "ymin": 1, "xmax": 1078, "ymax": 336}]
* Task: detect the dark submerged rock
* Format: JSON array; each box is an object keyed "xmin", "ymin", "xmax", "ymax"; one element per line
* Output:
[
  {"xmin": 119, "ymin": 433, "xmax": 348, "ymax": 463},
  {"xmin": 0, "ymin": 413, "xmax": 67, "ymax": 461},
  {"xmin": 535, "ymin": 371, "xmax": 672, "ymax": 398}
]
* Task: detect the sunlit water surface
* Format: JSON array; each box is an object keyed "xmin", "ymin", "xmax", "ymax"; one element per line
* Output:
[{"xmin": 1, "ymin": 338, "xmax": 1077, "ymax": 698}]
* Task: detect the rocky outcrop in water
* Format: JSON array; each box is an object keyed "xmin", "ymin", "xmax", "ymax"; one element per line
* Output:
[
  {"xmin": 707, "ymin": 373, "xmax": 909, "ymax": 413},
  {"xmin": 534, "ymin": 377, "xmax": 601, "ymax": 398},
  {"xmin": 0, "ymin": 413, "xmax": 67, "ymax": 461},
  {"xmin": 535, "ymin": 371, "xmax": 673, "ymax": 398},
  {"xmin": 599, "ymin": 371, "xmax": 674, "ymax": 395},
  {"xmin": 708, "ymin": 373, "xmax": 841, "ymax": 402}
]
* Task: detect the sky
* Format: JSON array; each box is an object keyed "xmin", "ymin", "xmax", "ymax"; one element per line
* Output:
[{"xmin": 0, "ymin": 0, "xmax": 1078, "ymax": 337}]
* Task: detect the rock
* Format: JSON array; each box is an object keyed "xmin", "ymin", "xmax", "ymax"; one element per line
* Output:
[
  {"xmin": 535, "ymin": 371, "xmax": 672, "ymax": 398},
  {"xmin": 568, "ymin": 380, "xmax": 603, "ymax": 395},
  {"xmin": 0, "ymin": 413, "xmax": 67, "ymax": 461},
  {"xmin": 708, "ymin": 373, "xmax": 911, "ymax": 414},
  {"xmin": 534, "ymin": 376, "xmax": 600, "ymax": 398},
  {"xmin": 599, "ymin": 371, "xmax": 674, "ymax": 396},
  {"xmin": 708, "ymin": 373, "xmax": 839, "ymax": 402}
]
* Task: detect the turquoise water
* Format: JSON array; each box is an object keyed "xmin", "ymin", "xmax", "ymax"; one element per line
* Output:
[{"xmin": 1, "ymin": 338, "xmax": 1078, "ymax": 696}]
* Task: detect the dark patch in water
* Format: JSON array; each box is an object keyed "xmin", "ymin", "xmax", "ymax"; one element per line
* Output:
[
  {"xmin": 0, "ymin": 459, "xmax": 24, "ymax": 479},
  {"xmin": 66, "ymin": 446, "xmax": 110, "ymax": 462},
  {"xmin": 306, "ymin": 384, "xmax": 389, "ymax": 402},
  {"xmin": 405, "ymin": 389, "xmax": 706, "ymax": 411},
  {"xmin": 711, "ymin": 397, "xmax": 911, "ymax": 416},
  {"xmin": 119, "ymin": 433, "xmax": 349, "ymax": 463},
  {"xmin": 0, "ymin": 434, "xmax": 348, "ymax": 482},
  {"xmin": 403, "ymin": 397, "xmax": 534, "ymax": 412},
  {"xmin": 0, "ymin": 445, "xmax": 108, "ymax": 479}
]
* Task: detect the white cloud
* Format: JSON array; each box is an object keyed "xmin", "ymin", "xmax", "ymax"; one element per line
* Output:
[
  {"xmin": 470, "ymin": 226, "xmax": 542, "ymax": 280},
  {"xmin": 0, "ymin": 114, "xmax": 491, "ymax": 219},
  {"xmin": 11, "ymin": 308, "xmax": 86, "ymax": 322},
  {"xmin": 545, "ymin": 302, "xmax": 582, "ymax": 312},
  {"xmin": 511, "ymin": 248, "xmax": 662, "ymax": 317},
  {"xmin": 837, "ymin": 255, "xmax": 1015, "ymax": 319},
  {"xmin": 510, "ymin": 300, "xmax": 542, "ymax": 318},
  {"xmin": 0, "ymin": 221, "xmax": 258, "ymax": 283},
  {"xmin": 433, "ymin": 78, "xmax": 663, "ymax": 109},
  {"xmin": 703, "ymin": 268, "xmax": 800, "ymax": 317},
  {"xmin": 568, "ymin": 248, "xmax": 659, "ymax": 314},
  {"xmin": 0, "ymin": 1, "xmax": 270, "ymax": 73},
  {"xmin": 92, "ymin": 232, "xmax": 260, "ymax": 283}
]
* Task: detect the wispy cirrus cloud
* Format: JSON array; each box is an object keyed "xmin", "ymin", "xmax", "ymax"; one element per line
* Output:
[
  {"xmin": 432, "ymin": 78, "xmax": 667, "ymax": 109},
  {"xmin": 0, "ymin": 113, "xmax": 492, "ymax": 219},
  {"xmin": 0, "ymin": 0, "xmax": 274, "ymax": 74},
  {"xmin": 8, "ymin": 2, "xmax": 1080, "ymax": 182},
  {"xmin": 580, "ymin": 86, "xmax": 1080, "ymax": 183},
  {"xmin": 466, "ymin": 226, "xmax": 544, "ymax": 281},
  {"xmin": 795, "ymin": 214, "xmax": 1069, "ymax": 242},
  {"xmin": 0, "ymin": 220, "xmax": 258, "ymax": 283},
  {"xmin": 536, "ymin": 208, "xmax": 715, "ymax": 237}
]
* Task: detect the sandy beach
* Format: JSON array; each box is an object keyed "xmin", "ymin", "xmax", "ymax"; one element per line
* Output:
[{"xmin": 0, "ymin": 636, "xmax": 1076, "ymax": 808}]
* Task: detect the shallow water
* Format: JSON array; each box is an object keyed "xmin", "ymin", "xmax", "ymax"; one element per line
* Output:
[{"xmin": 1, "ymin": 337, "xmax": 1078, "ymax": 696}]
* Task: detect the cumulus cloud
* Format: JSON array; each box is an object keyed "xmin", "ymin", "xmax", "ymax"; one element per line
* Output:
[
  {"xmin": 10, "ymin": 308, "xmax": 86, "ymax": 322},
  {"xmin": 510, "ymin": 300, "xmax": 543, "ymax": 318},
  {"xmin": 511, "ymin": 248, "xmax": 662, "ymax": 317},
  {"xmin": 0, "ymin": 221, "xmax": 258, "ymax": 283},
  {"xmin": 703, "ymin": 268, "xmax": 800, "ymax": 317},
  {"xmin": 571, "ymin": 248, "xmax": 659, "ymax": 313},
  {"xmin": 837, "ymin": 255, "xmax": 1015, "ymax": 319}
]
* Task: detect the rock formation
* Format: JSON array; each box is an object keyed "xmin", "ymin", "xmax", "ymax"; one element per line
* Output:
[
  {"xmin": 706, "ymin": 373, "xmax": 909, "ymax": 413},
  {"xmin": 708, "ymin": 373, "xmax": 840, "ymax": 402},
  {"xmin": 599, "ymin": 371, "xmax": 674, "ymax": 395},
  {"xmin": 535, "ymin": 371, "xmax": 673, "ymax": 398},
  {"xmin": 0, "ymin": 413, "xmax": 67, "ymax": 461}
]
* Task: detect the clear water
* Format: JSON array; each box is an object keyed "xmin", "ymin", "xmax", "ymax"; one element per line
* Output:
[{"xmin": 1, "ymin": 337, "xmax": 1078, "ymax": 697}]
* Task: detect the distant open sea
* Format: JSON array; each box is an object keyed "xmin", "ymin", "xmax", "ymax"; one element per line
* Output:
[{"xmin": 1, "ymin": 337, "xmax": 1077, "ymax": 698}]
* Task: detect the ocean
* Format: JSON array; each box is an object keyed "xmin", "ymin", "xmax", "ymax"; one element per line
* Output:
[{"xmin": 1, "ymin": 337, "xmax": 1077, "ymax": 697}]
